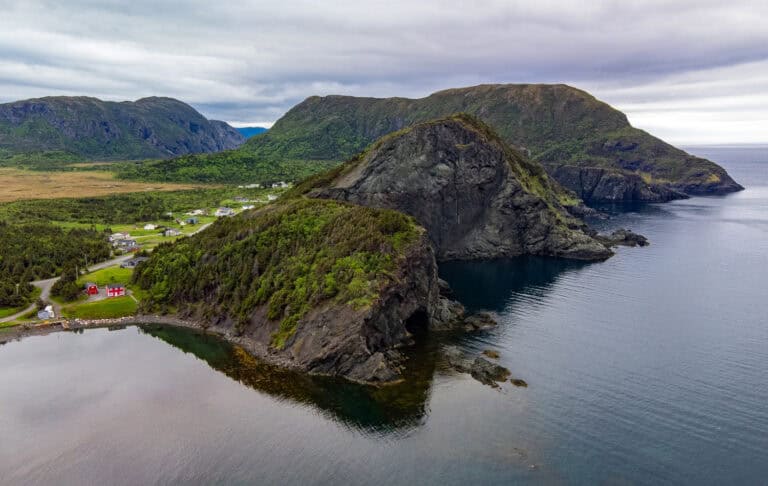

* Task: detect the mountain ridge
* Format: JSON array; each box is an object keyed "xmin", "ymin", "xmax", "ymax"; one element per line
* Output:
[
  {"xmin": 0, "ymin": 96, "xmax": 245, "ymax": 160},
  {"xmin": 138, "ymin": 83, "xmax": 740, "ymax": 200}
]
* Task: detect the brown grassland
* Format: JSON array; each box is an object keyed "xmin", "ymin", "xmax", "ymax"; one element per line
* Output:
[{"xmin": 0, "ymin": 169, "xmax": 206, "ymax": 202}]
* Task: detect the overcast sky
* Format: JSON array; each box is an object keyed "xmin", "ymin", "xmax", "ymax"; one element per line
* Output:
[{"xmin": 0, "ymin": 0, "xmax": 766, "ymax": 144}]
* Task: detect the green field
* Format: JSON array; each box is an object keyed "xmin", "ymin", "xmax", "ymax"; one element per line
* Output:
[
  {"xmin": 62, "ymin": 296, "xmax": 138, "ymax": 319},
  {"xmin": 77, "ymin": 267, "xmax": 133, "ymax": 287}
]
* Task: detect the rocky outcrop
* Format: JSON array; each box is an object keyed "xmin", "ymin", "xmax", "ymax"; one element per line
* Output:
[
  {"xmin": 134, "ymin": 198, "xmax": 474, "ymax": 384},
  {"xmin": 595, "ymin": 229, "xmax": 649, "ymax": 248},
  {"xmin": 0, "ymin": 96, "xmax": 245, "ymax": 160},
  {"xmin": 551, "ymin": 165, "xmax": 687, "ymax": 203},
  {"xmin": 305, "ymin": 115, "xmax": 613, "ymax": 261}
]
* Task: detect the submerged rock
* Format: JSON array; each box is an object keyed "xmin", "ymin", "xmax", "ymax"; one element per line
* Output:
[
  {"xmin": 596, "ymin": 228, "xmax": 649, "ymax": 248},
  {"xmin": 470, "ymin": 357, "xmax": 512, "ymax": 387},
  {"xmin": 463, "ymin": 312, "xmax": 498, "ymax": 332},
  {"xmin": 482, "ymin": 349, "xmax": 500, "ymax": 359}
]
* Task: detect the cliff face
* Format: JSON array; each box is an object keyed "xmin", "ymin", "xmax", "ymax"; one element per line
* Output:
[
  {"xmin": 133, "ymin": 199, "xmax": 460, "ymax": 383},
  {"xmin": 230, "ymin": 84, "xmax": 742, "ymax": 201},
  {"xmin": 0, "ymin": 96, "xmax": 244, "ymax": 160},
  {"xmin": 302, "ymin": 115, "xmax": 613, "ymax": 261}
]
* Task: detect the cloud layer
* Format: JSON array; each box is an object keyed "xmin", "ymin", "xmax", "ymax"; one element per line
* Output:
[{"xmin": 0, "ymin": 0, "xmax": 766, "ymax": 143}]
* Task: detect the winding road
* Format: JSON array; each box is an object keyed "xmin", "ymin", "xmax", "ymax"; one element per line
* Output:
[{"xmin": 0, "ymin": 222, "xmax": 213, "ymax": 324}]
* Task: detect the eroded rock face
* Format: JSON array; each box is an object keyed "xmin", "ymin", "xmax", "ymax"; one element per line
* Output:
[
  {"xmin": 309, "ymin": 117, "xmax": 613, "ymax": 261},
  {"xmin": 551, "ymin": 166, "xmax": 687, "ymax": 203}
]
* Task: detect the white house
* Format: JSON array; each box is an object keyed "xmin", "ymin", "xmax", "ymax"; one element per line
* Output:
[
  {"xmin": 185, "ymin": 209, "xmax": 205, "ymax": 216},
  {"xmin": 215, "ymin": 207, "xmax": 235, "ymax": 217},
  {"xmin": 37, "ymin": 305, "xmax": 55, "ymax": 320},
  {"xmin": 271, "ymin": 181, "xmax": 291, "ymax": 189},
  {"xmin": 164, "ymin": 228, "xmax": 182, "ymax": 237},
  {"xmin": 267, "ymin": 194, "xmax": 278, "ymax": 201},
  {"xmin": 109, "ymin": 232, "xmax": 129, "ymax": 242},
  {"xmin": 143, "ymin": 223, "xmax": 157, "ymax": 230},
  {"xmin": 241, "ymin": 204, "xmax": 255, "ymax": 210}
]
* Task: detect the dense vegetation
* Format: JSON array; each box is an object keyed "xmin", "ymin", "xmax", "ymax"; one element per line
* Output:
[
  {"xmin": 133, "ymin": 198, "xmax": 421, "ymax": 348},
  {"xmin": 113, "ymin": 152, "xmax": 337, "ymax": 184},
  {"xmin": 0, "ymin": 96, "xmax": 243, "ymax": 160},
  {"xmin": 0, "ymin": 187, "xmax": 268, "ymax": 225},
  {"xmin": 0, "ymin": 222, "xmax": 111, "ymax": 307},
  {"xmin": 117, "ymin": 84, "xmax": 737, "ymax": 193}
]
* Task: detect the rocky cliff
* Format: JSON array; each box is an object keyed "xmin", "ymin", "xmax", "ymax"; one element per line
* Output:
[
  {"xmin": 0, "ymin": 96, "xmax": 244, "ymax": 160},
  {"xmin": 300, "ymin": 114, "xmax": 613, "ymax": 261},
  {"xmin": 133, "ymin": 198, "xmax": 464, "ymax": 383},
  {"xmin": 159, "ymin": 83, "xmax": 739, "ymax": 201}
]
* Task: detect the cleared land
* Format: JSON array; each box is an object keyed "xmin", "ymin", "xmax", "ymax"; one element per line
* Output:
[{"xmin": 0, "ymin": 169, "xmax": 204, "ymax": 202}]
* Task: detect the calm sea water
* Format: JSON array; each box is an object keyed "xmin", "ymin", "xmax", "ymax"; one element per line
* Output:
[{"xmin": 1, "ymin": 146, "xmax": 766, "ymax": 485}]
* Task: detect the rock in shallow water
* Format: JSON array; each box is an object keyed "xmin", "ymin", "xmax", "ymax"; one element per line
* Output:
[
  {"xmin": 596, "ymin": 228, "xmax": 649, "ymax": 248},
  {"xmin": 470, "ymin": 357, "xmax": 512, "ymax": 387}
]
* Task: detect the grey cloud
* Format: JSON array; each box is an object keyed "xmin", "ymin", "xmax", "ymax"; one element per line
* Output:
[{"xmin": 0, "ymin": 0, "xmax": 766, "ymax": 142}]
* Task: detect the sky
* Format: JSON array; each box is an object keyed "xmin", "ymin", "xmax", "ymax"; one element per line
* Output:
[{"xmin": 0, "ymin": 0, "xmax": 766, "ymax": 144}]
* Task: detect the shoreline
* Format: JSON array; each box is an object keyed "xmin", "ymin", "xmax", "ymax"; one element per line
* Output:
[{"xmin": 0, "ymin": 314, "xmax": 348, "ymax": 382}]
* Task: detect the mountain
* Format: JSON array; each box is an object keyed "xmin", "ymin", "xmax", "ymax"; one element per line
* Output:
[
  {"xmin": 130, "ymin": 84, "xmax": 740, "ymax": 201},
  {"xmin": 0, "ymin": 96, "xmax": 245, "ymax": 160},
  {"xmin": 298, "ymin": 114, "xmax": 612, "ymax": 261},
  {"xmin": 134, "ymin": 198, "xmax": 464, "ymax": 383},
  {"xmin": 236, "ymin": 126, "xmax": 268, "ymax": 138}
]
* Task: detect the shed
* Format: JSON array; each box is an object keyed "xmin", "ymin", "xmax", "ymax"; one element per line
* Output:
[{"xmin": 85, "ymin": 282, "xmax": 99, "ymax": 295}]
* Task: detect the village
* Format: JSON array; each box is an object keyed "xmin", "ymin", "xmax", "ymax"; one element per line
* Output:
[{"xmin": 0, "ymin": 186, "xmax": 289, "ymax": 327}]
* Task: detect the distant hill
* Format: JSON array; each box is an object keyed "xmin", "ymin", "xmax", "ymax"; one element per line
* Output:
[
  {"xmin": 0, "ymin": 96, "xmax": 245, "ymax": 161},
  {"xmin": 124, "ymin": 84, "xmax": 741, "ymax": 201},
  {"xmin": 236, "ymin": 127, "xmax": 268, "ymax": 138}
]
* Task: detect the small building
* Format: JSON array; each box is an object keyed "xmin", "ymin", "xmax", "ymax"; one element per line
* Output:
[
  {"xmin": 271, "ymin": 181, "xmax": 291, "ymax": 189},
  {"xmin": 267, "ymin": 194, "xmax": 278, "ymax": 202},
  {"xmin": 85, "ymin": 282, "xmax": 99, "ymax": 295},
  {"xmin": 241, "ymin": 204, "xmax": 255, "ymax": 210},
  {"xmin": 185, "ymin": 217, "xmax": 199, "ymax": 225},
  {"xmin": 143, "ymin": 224, "xmax": 157, "ymax": 231},
  {"xmin": 120, "ymin": 257, "xmax": 149, "ymax": 269},
  {"xmin": 215, "ymin": 207, "xmax": 235, "ymax": 217},
  {"xmin": 164, "ymin": 228, "xmax": 182, "ymax": 237},
  {"xmin": 107, "ymin": 284, "xmax": 126, "ymax": 298},
  {"xmin": 234, "ymin": 196, "xmax": 250, "ymax": 203},
  {"xmin": 37, "ymin": 305, "xmax": 55, "ymax": 320},
  {"xmin": 115, "ymin": 238, "xmax": 140, "ymax": 252},
  {"xmin": 186, "ymin": 209, "xmax": 205, "ymax": 216},
  {"xmin": 109, "ymin": 232, "xmax": 129, "ymax": 242}
]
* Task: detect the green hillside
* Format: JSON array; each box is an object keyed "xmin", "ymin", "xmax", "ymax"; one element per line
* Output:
[{"xmin": 121, "ymin": 84, "xmax": 741, "ymax": 199}]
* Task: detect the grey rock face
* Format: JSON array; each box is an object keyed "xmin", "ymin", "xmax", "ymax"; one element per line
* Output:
[
  {"xmin": 551, "ymin": 165, "xmax": 687, "ymax": 203},
  {"xmin": 309, "ymin": 118, "xmax": 613, "ymax": 261}
]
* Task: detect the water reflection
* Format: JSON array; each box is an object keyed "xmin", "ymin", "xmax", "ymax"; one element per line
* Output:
[
  {"xmin": 139, "ymin": 324, "xmax": 437, "ymax": 434},
  {"xmin": 439, "ymin": 256, "xmax": 590, "ymax": 313}
]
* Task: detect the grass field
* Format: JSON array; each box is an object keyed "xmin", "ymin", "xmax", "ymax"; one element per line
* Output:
[
  {"xmin": 62, "ymin": 296, "xmax": 138, "ymax": 319},
  {"xmin": 0, "ymin": 168, "xmax": 205, "ymax": 203},
  {"xmin": 77, "ymin": 267, "xmax": 133, "ymax": 287}
]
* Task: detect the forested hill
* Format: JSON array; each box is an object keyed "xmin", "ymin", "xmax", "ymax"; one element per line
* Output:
[
  {"xmin": 119, "ymin": 84, "xmax": 741, "ymax": 201},
  {"xmin": 0, "ymin": 96, "xmax": 245, "ymax": 160}
]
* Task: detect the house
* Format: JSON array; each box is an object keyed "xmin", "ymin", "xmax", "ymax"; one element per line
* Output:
[
  {"xmin": 271, "ymin": 181, "xmax": 291, "ymax": 188},
  {"xmin": 120, "ymin": 257, "xmax": 148, "ymax": 269},
  {"xmin": 164, "ymin": 228, "xmax": 182, "ymax": 237},
  {"xmin": 85, "ymin": 282, "xmax": 99, "ymax": 295},
  {"xmin": 109, "ymin": 232, "xmax": 129, "ymax": 242},
  {"xmin": 115, "ymin": 238, "xmax": 140, "ymax": 251},
  {"xmin": 237, "ymin": 183, "xmax": 261, "ymax": 189},
  {"xmin": 215, "ymin": 207, "xmax": 235, "ymax": 217},
  {"xmin": 186, "ymin": 209, "xmax": 205, "ymax": 216},
  {"xmin": 143, "ymin": 224, "xmax": 157, "ymax": 230},
  {"xmin": 185, "ymin": 217, "xmax": 199, "ymax": 225},
  {"xmin": 37, "ymin": 305, "xmax": 55, "ymax": 320},
  {"xmin": 107, "ymin": 284, "xmax": 126, "ymax": 297},
  {"xmin": 267, "ymin": 194, "xmax": 278, "ymax": 201},
  {"xmin": 241, "ymin": 205, "xmax": 255, "ymax": 210}
]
